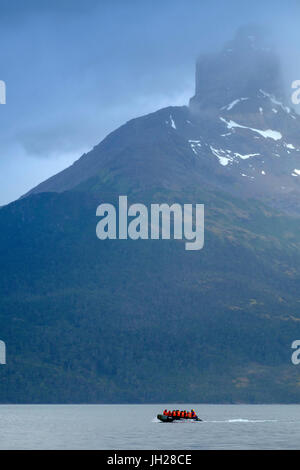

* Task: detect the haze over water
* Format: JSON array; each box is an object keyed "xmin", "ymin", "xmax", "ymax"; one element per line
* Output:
[{"xmin": 0, "ymin": 404, "xmax": 299, "ymax": 449}]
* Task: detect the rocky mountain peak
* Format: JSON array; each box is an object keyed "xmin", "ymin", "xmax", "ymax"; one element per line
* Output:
[{"xmin": 189, "ymin": 25, "xmax": 284, "ymax": 113}]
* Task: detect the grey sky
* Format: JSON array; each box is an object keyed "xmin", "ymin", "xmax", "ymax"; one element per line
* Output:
[{"xmin": 0, "ymin": 0, "xmax": 299, "ymax": 205}]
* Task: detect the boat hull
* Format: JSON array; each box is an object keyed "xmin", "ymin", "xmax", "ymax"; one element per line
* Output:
[{"xmin": 157, "ymin": 414, "xmax": 202, "ymax": 422}]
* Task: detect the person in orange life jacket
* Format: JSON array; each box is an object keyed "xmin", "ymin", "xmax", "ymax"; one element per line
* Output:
[
  {"xmin": 172, "ymin": 410, "xmax": 176, "ymax": 417},
  {"xmin": 180, "ymin": 411, "xmax": 184, "ymax": 418},
  {"xmin": 176, "ymin": 410, "xmax": 180, "ymax": 417},
  {"xmin": 167, "ymin": 410, "xmax": 172, "ymax": 416},
  {"xmin": 186, "ymin": 411, "xmax": 192, "ymax": 418},
  {"xmin": 163, "ymin": 409, "xmax": 168, "ymax": 416}
]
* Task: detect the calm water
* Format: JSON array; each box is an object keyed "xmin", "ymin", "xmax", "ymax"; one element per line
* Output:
[{"xmin": 0, "ymin": 404, "xmax": 299, "ymax": 449}]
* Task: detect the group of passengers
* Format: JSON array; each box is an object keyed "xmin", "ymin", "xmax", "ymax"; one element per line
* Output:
[{"xmin": 163, "ymin": 409, "xmax": 197, "ymax": 418}]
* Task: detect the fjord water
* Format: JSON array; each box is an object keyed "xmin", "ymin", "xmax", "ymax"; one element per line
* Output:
[{"xmin": 0, "ymin": 404, "xmax": 300, "ymax": 449}]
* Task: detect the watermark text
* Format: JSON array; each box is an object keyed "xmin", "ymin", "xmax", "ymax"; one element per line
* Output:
[
  {"xmin": 291, "ymin": 80, "xmax": 300, "ymax": 105},
  {"xmin": 96, "ymin": 196, "xmax": 204, "ymax": 251},
  {"xmin": 0, "ymin": 340, "xmax": 6, "ymax": 364},
  {"xmin": 0, "ymin": 80, "xmax": 6, "ymax": 104}
]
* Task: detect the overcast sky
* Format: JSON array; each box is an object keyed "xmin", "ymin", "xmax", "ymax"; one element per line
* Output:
[{"xmin": 0, "ymin": 0, "xmax": 300, "ymax": 205}]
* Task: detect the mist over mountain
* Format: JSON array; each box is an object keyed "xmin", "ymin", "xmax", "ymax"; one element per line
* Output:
[
  {"xmin": 1, "ymin": 27, "xmax": 300, "ymax": 403},
  {"xmin": 190, "ymin": 25, "xmax": 284, "ymax": 111}
]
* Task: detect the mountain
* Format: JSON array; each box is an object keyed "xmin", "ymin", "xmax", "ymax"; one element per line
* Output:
[
  {"xmin": 1, "ymin": 27, "xmax": 300, "ymax": 403},
  {"xmin": 25, "ymin": 26, "xmax": 300, "ymax": 215}
]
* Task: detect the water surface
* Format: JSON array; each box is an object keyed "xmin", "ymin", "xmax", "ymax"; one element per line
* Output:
[{"xmin": 0, "ymin": 404, "xmax": 299, "ymax": 449}]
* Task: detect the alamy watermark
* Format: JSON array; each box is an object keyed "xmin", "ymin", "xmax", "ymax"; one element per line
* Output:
[
  {"xmin": 291, "ymin": 340, "xmax": 300, "ymax": 365},
  {"xmin": 291, "ymin": 80, "xmax": 300, "ymax": 105},
  {"xmin": 0, "ymin": 340, "xmax": 6, "ymax": 364},
  {"xmin": 96, "ymin": 196, "xmax": 204, "ymax": 251},
  {"xmin": 0, "ymin": 80, "xmax": 6, "ymax": 104}
]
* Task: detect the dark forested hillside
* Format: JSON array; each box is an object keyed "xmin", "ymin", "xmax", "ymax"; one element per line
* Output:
[{"xmin": 1, "ymin": 186, "xmax": 300, "ymax": 403}]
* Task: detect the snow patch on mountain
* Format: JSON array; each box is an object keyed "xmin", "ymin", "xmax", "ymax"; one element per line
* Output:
[
  {"xmin": 242, "ymin": 173, "xmax": 255, "ymax": 179},
  {"xmin": 166, "ymin": 115, "xmax": 176, "ymax": 129},
  {"xmin": 220, "ymin": 117, "xmax": 282, "ymax": 141},
  {"xmin": 189, "ymin": 139, "xmax": 202, "ymax": 155},
  {"xmin": 170, "ymin": 115, "xmax": 176, "ymax": 129},
  {"xmin": 221, "ymin": 97, "xmax": 249, "ymax": 111},
  {"xmin": 259, "ymin": 89, "xmax": 291, "ymax": 113},
  {"xmin": 285, "ymin": 143, "xmax": 295, "ymax": 149},
  {"xmin": 210, "ymin": 146, "xmax": 231, "ymax": 166},
  {"xmin": 233, "ymin": 152, "xmax": 260, "ymax": 160}
]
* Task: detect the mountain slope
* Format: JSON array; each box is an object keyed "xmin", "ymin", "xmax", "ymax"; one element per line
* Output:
[
  {"xmin": 24, "ymin": 96, "xmax": 300, "ymax": 215},
  {"xmin": 1, "ymin": 187, "xmax": 300, "ymax": 402},
  {"xmin": 0, "ymin": 184, "xmax": 300, "ymax": 402}
]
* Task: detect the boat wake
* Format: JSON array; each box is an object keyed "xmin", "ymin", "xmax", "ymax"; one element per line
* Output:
[
  {"xmin": 153, "ymin": 416, "xmax": 278, "ymax": 424},
  {"xmin": 204, "ymin": 419, "xmax": 278, "ymax": 423}
]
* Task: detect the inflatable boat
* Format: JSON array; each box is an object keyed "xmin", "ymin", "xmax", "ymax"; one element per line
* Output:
[{"xmin": 157, "ymin": 414, "xmax": 202, "ymax": 422}]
